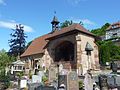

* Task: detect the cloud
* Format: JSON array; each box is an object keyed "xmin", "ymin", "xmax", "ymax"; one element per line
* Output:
[
  {"xmin": 69, "ymin": 17, "xmax": 96, "ymax": 25},
  {"xmin": 0, "ymin": 20, "xmax": 34, "ymax": 32},
  {"xmin": 67, "ymin": 0, "xmax": 86, "ymax": 5},
  {"xmin": 79, "ymin": 19, "xmax": 95, "ymax": 25},
  {"xmin": 0, "ymin": 0, "xmax": 6, "ymax": 5}
]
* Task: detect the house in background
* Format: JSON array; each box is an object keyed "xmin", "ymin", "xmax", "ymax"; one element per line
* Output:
[
  {"xmin": 105, "ymin": 22, "xmax": 120, "ymax": 46},
  {"xmin": 21, "ymin": 16, "xmax": 100, "ymax": 76},
  {"xmin": 10, "ymin": 56, "xmax": 25, "ymax": 74},
  {"xmin": 106, "ymin": 22, "xmax": 120, "ymax": 39}
]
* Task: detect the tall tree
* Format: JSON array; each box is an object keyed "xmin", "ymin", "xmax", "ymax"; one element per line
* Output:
[{"xmin": 9, "ymin": 24, "xmax": 27, "ymax": 56}]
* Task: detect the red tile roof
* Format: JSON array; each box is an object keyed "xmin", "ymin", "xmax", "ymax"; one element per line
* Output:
[
  {"xmin": 21, "ymin": 24, "xmax": 95, "ymax": 57},
  {"xmin": 107, "ymin": 22, "xmax": 120, "ymax": 31}
]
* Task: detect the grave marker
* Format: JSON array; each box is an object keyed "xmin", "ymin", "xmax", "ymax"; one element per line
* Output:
[{"xmin": 68, "ymin": 71, "xmax": 79, "ymax": 90}]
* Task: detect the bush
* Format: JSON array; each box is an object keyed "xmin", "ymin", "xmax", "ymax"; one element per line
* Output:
[
  {"xmin": 42, "ymin": 76, "xmax": 48, "ymax": 82},
  {"xmin": 0, "ymin": 70, "xmax": 10, "ymax": 89},
  {"xmin": 79, "ymin": 80, "xmax": 84, "ymax": 90}
]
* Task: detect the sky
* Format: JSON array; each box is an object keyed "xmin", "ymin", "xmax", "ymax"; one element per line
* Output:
[{"xmin": 0, "ymin": 0, "xmax": 120, "ymax": 51}]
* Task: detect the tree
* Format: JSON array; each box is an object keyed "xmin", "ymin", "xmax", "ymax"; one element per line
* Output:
[
  {"xmin": 60, "ymin": 20, "xmax": 84, "ymax": 28},
  {"xmin": 98, "ymin": 41, "xmax": 120, "ymax": 65},
  {"xmin": 26, "ymin": 40, "xmax": 33, "ymax": 49},
  {"xmin": 60, "ymin": 20, "xmax": 73, "ymax": 28},
  {"xmin": 91, "ymin": 23, "xmax": 110, "ymax": 36},
  {"xmin": 9, "ymin": 24, "xmax": 27, "ymax": 56},
  {"xmin": 0, "ymin": 49, "xmax": 15, "ymax": 70}
]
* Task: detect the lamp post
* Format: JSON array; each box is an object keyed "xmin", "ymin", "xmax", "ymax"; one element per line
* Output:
[{"xmin": 85, "ymin": 42, "xmax": 93, "ymax": 70}]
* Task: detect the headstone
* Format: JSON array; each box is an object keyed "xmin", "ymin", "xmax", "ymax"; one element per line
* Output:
[
  {"xmin": 36, "ymin": 86, "xmax": 56, "ymax": 90},
  {"xmin": 111, "ymin": 61, "xmax": 117, "ymax": 73},
  {"xmin": 98, "ymin": 75, "xmax": 108, "ymax": 90},
  {"xmin": 84, "ymin": 72, "xmax": 93, "ymax": 90},
  {"xmin": 115, "ymin": 76, "xmax": 120, "ymax": 86},
  {"xmin": 68, "ymin": 71, "xmax": 79, "ymax": 90},
  {"xmin": 28, "ymin": 83, "xmax": 42, "ymax": 90},
  {"xmin": 49, "ymin": 65, "xmax": 57, "ymax": 82},
  {"xmin": 107, "ymin": 76, "xmax": 115, "ymax": 86},
  {"xmin": 20, "ymin": 79, "xmax": 27, "ymax": 88},
  {"xmin": 38, "ymin": 71, "xmax": 44, "ymax": 77},
  {"xmin": 32, "ymin": 75, "xmax": 42, "ymax": 83},
  {"xmin": 58, "ymin": 75, "xmax": 67, "ymax": 90},
  {"xmin": 59, "ymin": 64, "xmax": 63, "ymax": 74}
]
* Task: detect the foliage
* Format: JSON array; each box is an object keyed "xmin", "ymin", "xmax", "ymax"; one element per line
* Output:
[
  {"xmin": 60, "ymin": 20, "xmax": 84, "ymax": 28},
  {"xmin": 0, "ymin": 49, "xmax": 15, "ymax": 70},
  {"xmin": 8, "ymin": 24, "xmax": 27, "ymax": 56},
  {"xmin": 79, "ymin": 80, "xmax": 84, "ymax": 89},
  {"xmin": 97, "ymin": 41, "xmax": 120, "ymax": 65},
  {"xmin": 60, "ymin": 20, "xmax": 73, "ymax": 28},
  {"xmin": 42, "ymin": 75, "xmax": 48, "ymax": 82},
  {"xmin": 26, "ymin": 40, "xmax": 32, "ymax": 49},
  {"xmin": 91, "ymin": 23, "xmax": 110, "ymax": 36},
  {"xmin": 0, "ymin": 69, "xmax": 10, "ymax": 89},
  {"xmin": 16, "ymin": 71, "xmax": 24, "ymax": 79},
  {"xmin": 29, "ymin": 70, "xmax": 33, "ymax": 79}
]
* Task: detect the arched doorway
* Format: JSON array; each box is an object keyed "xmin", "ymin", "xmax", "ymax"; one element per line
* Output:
[{"xmin": 55, "ymin": 41, "xmax": 75, "ymax": 69}]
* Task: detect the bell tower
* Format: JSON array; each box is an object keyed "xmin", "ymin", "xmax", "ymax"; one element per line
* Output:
[{"xmin": 51, "ymin": 15, "xmax": 59, "ymax": 32}]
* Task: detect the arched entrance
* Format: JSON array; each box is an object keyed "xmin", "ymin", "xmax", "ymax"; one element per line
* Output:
[{"xmin": 55, "ymin": 41, "xmax": 76, "ymax": 69}]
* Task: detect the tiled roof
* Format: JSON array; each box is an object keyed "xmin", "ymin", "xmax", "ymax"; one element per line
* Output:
[
  {"xmin": 107, "ymin": 22, "xmax": 120, "ymax": 30},
  {"xmin": 21, "ymin": 24, "xmax": 95, "ymax": 57},
  {"xmin": 21, "ymin": 34, "xmax": 49, "ymax": 57}
]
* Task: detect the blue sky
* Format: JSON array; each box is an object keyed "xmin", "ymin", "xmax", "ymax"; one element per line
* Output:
[{"xmin": 0, "ymin": 0, "xmax": 120, "ymax": 51}]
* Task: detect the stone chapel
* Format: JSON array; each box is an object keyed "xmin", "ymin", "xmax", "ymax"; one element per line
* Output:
[{"xmin": 21, "ymin": 16, "xmax": 100, "ymax": 75}]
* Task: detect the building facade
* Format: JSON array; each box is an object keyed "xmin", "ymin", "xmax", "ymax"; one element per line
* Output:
[
  {"xmin": 21, "ymin": 16, "xmax": 100, "ymax": 76},
  {"xmin": 106, "ymin": 22, "xmax": 120, "ymax": 40}
]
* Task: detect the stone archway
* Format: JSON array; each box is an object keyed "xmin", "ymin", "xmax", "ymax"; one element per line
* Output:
[{"xmin": 55, "ymin": 41, "xmax": 76, "ymax": 69}]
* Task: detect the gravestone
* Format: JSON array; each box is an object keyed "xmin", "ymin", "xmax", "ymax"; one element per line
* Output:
[
  {"xmin": 58, "ymin": 75, "xmax": 67, "ymax": 90},
  {"xmin": 111, "ymin": 61, "xmax": 117, "ymax": 73},
  {"xmin": 68, "ymin": 71, "xmax": 79, "ymax": 90},
  {"xmin": 28, "ymin": 83, "xmax": 42, "ymax": 90},
  {"xmin": 32, "ymin": 75, "xmax": 42, "ymax": 83},
  {"xmin": 49, "ymin": 64, "xmax": 57, "ymax": 82},
  {"xmin": 115, "ymin": 76, "xmax": 120, "ymax": 86},
  {"xmin": 84, "ymin": 71, "xmax": 93, "ymax": 90},
  {"xmin": 20, "ymin": 79, "xmax": 27, "ymax": 89},
  {"xmin": 36, "ymin": 86, "xmax": 56, "ymax": 90},
  {"xmin": 107, "ymin": 76, "xmax": 115, "ymax": 86},
  {"xmin": 98, "ymin": 75, "xmax": 108, "ymax": 90},
  {"xmin": 59, "ymin": 64, "xmax": 63, "ymax": 74}
]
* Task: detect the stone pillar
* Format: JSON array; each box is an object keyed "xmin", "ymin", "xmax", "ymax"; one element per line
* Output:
[{"xmin": 76, "ymin": 34, "xmax": 82, "ymax": 76}]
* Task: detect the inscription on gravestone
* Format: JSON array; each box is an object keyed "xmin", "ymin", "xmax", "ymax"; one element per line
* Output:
[{"xmin": 68, "ymin": 71, "xmax": 79, "ymax": 90}]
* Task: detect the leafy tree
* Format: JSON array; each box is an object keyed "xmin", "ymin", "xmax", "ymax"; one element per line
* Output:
[
  {"xmin": 26, "ymin": 40, "xmax": 32, "ymax": 49},
  {"xmin": 60, "ymin": 20, "xmax": 84, "ymax": 28},
  {"xmin": 91, "ymin": 23, "xmax": 110, "ymax": 36},
  {"xmin": 98, "ymin": 41, "xmax": 120, "ymax": 65},
  {"xmin": 0, "ymin": 49, "xmax": 15, "ymax": 70},
  {"xmin": 60, "ymin": 20, "xmax": 73, "ymax": 28},
  {"xmin": 9, "ymin": 24, "xmax": 27, "ymax": 56}
]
